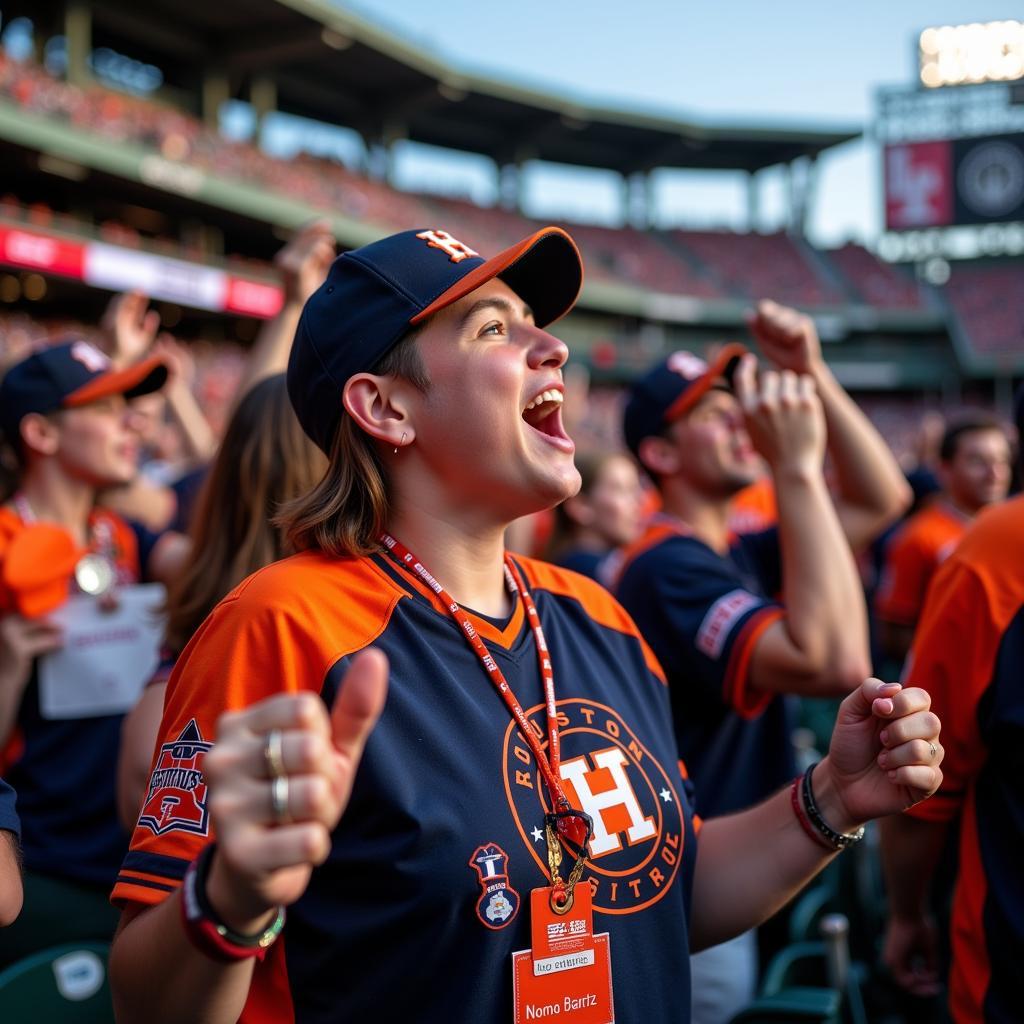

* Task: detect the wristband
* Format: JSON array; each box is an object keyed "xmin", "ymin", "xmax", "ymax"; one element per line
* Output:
[
  {"xmin": 180, "ymin": 843, "xmax": 285, "ymax": 962},
  {"xmin": 800, "ymin": 762, "xmax": 865, "ymax": 851},
  {"xmin": 790, "ymin": 775, "xmax": 834, "ymax": 851}
]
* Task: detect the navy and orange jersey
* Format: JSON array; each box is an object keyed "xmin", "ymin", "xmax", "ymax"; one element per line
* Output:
[
  {"xmin": 114, "ymin": 549, "xmax": 699, "ymax": 1024},
  {"xmin": 874, "ymin": 501, "xmax": 970, "ymax": 627},
  {"xmin": 903, "ymin": 496, "xmax": 1024, "ymax": 1024},
  {"xmin": 614, "ymin": 519, "xmax": 792, "ymax": 818},
  {"xmin": 0, "ymin": 777, "xmax": 18, "ymax": 839},
  {"xmin": 728, "ymin": 476, "xmax": 778, "ymax": 535},
  {"xmin": 0, "ymin": 505, "xmax": 143, "ymax": 886}
]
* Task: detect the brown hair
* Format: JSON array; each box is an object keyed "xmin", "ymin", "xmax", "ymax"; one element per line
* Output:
[
  {"xmin": 164, "ymin": 374, "xmax": 327, "ymax": 653},
  {"xmin": 274, "ymin": 331, "xmax": 430, "ymax": 558},
  {"xmin": 939, "ymin": 412, "xmax": 1009, "ymax": 463}
]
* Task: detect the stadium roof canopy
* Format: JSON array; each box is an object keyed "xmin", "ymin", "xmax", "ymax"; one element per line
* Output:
[{"xmin": 14, "ymin": 0, "xmax": 861, "ymax": 174}]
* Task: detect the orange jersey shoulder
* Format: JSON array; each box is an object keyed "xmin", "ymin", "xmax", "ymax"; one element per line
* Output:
[{"xmin": 515, "ymin": 554, "xmax": 666, "ymax": 683}]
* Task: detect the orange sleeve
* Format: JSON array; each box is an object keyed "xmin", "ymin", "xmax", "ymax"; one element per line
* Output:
[
  {"xmin": 903, "ymin": 560, "xmax": 993, "ymax": 823},
  {"xmin": 518, "ymin": 556, "xmax": 667, "ymax": 685},
  {"xmin": 722, "ymin": 606, "xmax": 784, "ymax": 719},
  {"xmin": 113, "ymin": 555, "xmax": 401, "ymax": 908}
]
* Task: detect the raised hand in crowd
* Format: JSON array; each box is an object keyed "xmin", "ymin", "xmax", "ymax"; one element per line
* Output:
[
  {"xmin": 151, "ymin": 332, "xmax": 216, "ymax": 464},
  {"xmin": 102, "ymin": 290, "xmax": 161, "ymax": 368},
  {"xmin": 203, "ymin": 650, "xmax": 388, "ymax": 925},
  {"xmin": 111, "ymin": 649, "xmax": 388, "ymax": 1023},
  {"xmin": 746, "ymin": 299, "xmax": 822, "ymax": 376},
  {"xmin": 233, "ymin": 220, "xmax": 337, "ymax": 402},
  {"xmin": 278, "ymin": 218, "xmax": 337, "ymax": 307},
  {"xmin": 692, "ymin": 677, "xmax": 943, "ymax": 951},
  {"xmin": 748, "ymin": 298, "xmax": 911, "ymax": 552},
  {"xmin": 733, "ymin": 352, "xmax": 825, "ymax": 475}
]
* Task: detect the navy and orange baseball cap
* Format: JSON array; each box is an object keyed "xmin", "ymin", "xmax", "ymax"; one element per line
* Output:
[
  {"xmin": 0, "ymin": 339, "xmax": 168, "ymax": 444},
  {"xmin": 288, "ymin": 226, "xmax": 584, "ymax": 453},
  {"xmin": 623, "ymin": 343, "xmax": 747, "ymax": 457}
]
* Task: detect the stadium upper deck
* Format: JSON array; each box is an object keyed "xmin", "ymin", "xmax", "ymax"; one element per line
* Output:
[{"xmin": 0, "ymin": 1, "xmax": 1016, "ymax": 388}]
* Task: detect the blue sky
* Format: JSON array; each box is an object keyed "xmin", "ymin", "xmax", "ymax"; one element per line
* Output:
[{"xmin": 335, "ymin": 1, "xmax": 1017, "ymax": 247}]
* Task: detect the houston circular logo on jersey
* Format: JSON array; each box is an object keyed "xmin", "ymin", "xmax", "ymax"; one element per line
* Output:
[{"xmin": 502, "ymin": 698, "xmax": 684, "ymax": 915}]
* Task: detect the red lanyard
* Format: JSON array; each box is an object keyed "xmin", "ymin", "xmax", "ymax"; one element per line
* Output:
[{"xmin": 379, "ymin": 532, "xmax": 590, "ymax": 853}]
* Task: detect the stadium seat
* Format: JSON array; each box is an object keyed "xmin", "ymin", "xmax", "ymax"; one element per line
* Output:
[
  {"xmin": 728, "ymin": 987, "xmax": 842, "ymax": 1023},
  {"xmin": 787, "ymin": 877, "xmax": 838, "ymax": 944},
  {"xmin": 0, "ymin": 942, "xmax": 114, "ymax": 1023}
]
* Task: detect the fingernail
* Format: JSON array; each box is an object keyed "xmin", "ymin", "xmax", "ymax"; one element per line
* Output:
[
  {"xmin": 878, "ymin": 698, "xmax": 894, "ymax": 714},
  {"xmin": 880, "ymin": 729, "xmax": 890, "ymax": 745},
  {"xmin": 888, "ymin": 770, "xmax": 898, "ymax": 781},
  {"xmin": 878, "ymin": 751, "xmax": 889, "ymax": 768}
]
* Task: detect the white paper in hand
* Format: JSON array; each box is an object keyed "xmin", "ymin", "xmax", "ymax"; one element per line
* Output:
[{"xmin": 38, "ymin": 583, "xmax": 166, "ymax": 719}]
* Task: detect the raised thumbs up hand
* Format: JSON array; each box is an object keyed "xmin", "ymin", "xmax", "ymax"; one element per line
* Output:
[{"xmin": 202, "ymin": 649, "xmax": 389, "ymax": 934}]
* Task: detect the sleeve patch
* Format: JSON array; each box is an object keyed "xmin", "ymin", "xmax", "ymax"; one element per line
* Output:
[
  {"xmin": 695, "ymin": 589, "xmax": 761, "ymax": 659},
  {"xmin": 137, "ymin": 719, "xmax": 212, "ymax": 837}
]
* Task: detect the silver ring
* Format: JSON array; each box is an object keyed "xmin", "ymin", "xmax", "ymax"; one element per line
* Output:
[
  {"xmin": 271, "ymin": 773, "xmax": 290, "ymax": 825},
  {"xmin": 264, "ymin": 729, "xmax": 285, "ymax": 779},
  {"xmin": 928, "ymin": 742, "xmax": 937, "ymax": 760}
]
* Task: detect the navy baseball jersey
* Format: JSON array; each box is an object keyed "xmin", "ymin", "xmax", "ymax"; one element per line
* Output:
[
  {"xmin": 1, "ymin": 506, "xmax": 143, "ymax": 886},
  {"xmin": 554, "ymin": 547, "xmax": 605, "ymax": 582},
  {"xmin": 614, "ymin": 520, "xmax": 796, "ymax": 818},
  {"xmin": 904, "ymin": 496, "xmax": 1024, "ymax": 1024},
  {"xmin": 115, "ymin": 550, "xmax": 700, "ymax": 1024},
  {"xmin": 0, "ymin": 777, "xmax": 19, "ymax": 839}
]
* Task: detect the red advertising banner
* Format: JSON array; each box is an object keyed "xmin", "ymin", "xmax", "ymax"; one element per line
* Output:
[
  {"xmin": 224, "ymin": 276, "xmax": 285, "ymax": 318},
  {"xmin": 0, "ymin": 223, "xmax": 283, "ymax": 318},
  {"xmin": 0, "ymin": 226, "xmax": 86, "ymax": 278}
]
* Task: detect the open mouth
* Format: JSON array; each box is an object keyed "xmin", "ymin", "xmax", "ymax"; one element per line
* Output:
[{"xmin": 522, "ymin": 389, "xmax": 574, "ymax": 452}]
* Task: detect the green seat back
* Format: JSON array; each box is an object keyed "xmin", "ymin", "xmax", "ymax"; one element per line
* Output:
[{"xmin": 0, "ymin": 942, "xmax": 113, "ymax": 1023}]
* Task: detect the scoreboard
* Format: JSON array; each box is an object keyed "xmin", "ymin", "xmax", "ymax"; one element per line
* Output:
[{"xmin": 878, "ymin": 21, "xmax": 1024, "ymax": 263}]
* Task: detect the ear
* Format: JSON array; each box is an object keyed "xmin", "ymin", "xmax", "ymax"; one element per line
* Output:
[
  {"xmin": 342, "ymin": 373, "xmax": 415, "ymax": 450},
  {"xmin": 637, "ymin": 435, "xmax": 679, "ymax": 478},
  {"xmin": 19, "ymin": 412, "xmax": 61, "ymax": 458}
]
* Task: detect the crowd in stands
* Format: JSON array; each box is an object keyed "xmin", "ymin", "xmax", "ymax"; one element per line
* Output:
[
  {"xmin": 0, "ymin": 48, "xmax": 969, "ymax": 330},
  {"xmin": 1, "ymin": 305, "xmax": 954, "ymax": 472},
  {"xmin": 827, "ymin": 243, "xmax": 927, "ymax": 310},
  {"xmin": 943, "ymin": 262, "xmax": 1024, "ymax": 358}
]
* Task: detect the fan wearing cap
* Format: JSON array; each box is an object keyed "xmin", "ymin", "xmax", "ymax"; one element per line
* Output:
[
  {"xmin": 614, "ymin": 302, "xmax": 911, "ymax": 1022},
  {"xmin": 109, "ymin": 231, "xmax": 940, "ymax": 1024},
  {"xmin": 0, "ymin": 338, "xmax": 167, "ymax": 963}
]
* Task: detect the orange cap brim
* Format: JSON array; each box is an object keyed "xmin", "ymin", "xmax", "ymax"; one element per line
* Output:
[
  {"xmin": 664, "ymin": 342, "xmax": 749, "ymax": 425},
  {"xmin": 64, "ymin": 354, "xmax": 168, "ymax": 408}
]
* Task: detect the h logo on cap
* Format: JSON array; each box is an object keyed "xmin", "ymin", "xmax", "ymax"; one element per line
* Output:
[
  {"xmin": 415, "ymin": 229, "xmax": 480, "ymax": 264},
  {"xmin": 70, "ymin": 341, "xmax": 110, "ymax": 373},
  {"xmin": 666, "ymin": 352, "xmax": 708, "ymax": 381}
]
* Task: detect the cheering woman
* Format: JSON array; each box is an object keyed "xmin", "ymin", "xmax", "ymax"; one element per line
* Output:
[{"xmin": 110, "ymin": 227, "xmax": 942, "ymax": 1023}]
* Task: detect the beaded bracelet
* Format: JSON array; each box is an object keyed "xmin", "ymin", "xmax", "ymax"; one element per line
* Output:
[
  {"xmin": 800, "ymin": 762, "xmax": 865, "ymax": 851},
  {"xmin": 180, "ymin": 843, "xmax": 286, "ymax": 962}
]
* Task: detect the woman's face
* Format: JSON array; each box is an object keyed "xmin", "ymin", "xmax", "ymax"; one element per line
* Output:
[
  {"xmin": 585, "ymin": 456, "xmax": 644, "ymax": 548},
  {"xmin": 406, "ymin": 278, "xmax": 582, "ymax": 523},
  {"xmin": 54, "ymin": 394, "xmax": 143, "ymax": 487}
]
